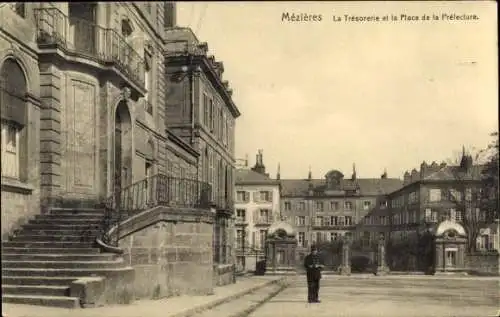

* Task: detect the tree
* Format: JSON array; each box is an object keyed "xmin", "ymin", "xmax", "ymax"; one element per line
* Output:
[
  {"xmin": 480, "ymin": 132, "xmax": 499, "ymax": 221},
  {"xmin": 442, "ymin": 133, "xmax": 499, "ymax": 252}
]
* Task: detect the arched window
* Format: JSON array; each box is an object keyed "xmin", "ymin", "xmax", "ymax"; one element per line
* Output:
[{"xmin": 1, "ymin": 58, "xmax": 27, "ymax": 179}]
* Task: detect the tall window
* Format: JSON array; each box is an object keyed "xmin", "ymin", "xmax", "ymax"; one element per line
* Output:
[
  {"xmin": 296, "ymin": 216, "xmax": 306, "ymax": 226},
  {"xmin": 259, "ymin": 230, "xmax": 267, "ymax": 249},
  {"xmin": 344, "ymin": 201, "xmax": 353, "ymax": 211},
  {"xmin": 235, "ymin": 229, "xmax": 244, "ymax": 248},
  {"xmin": 330, "ymin": 201, "xmax": 339, "ymax": 210},
  {"xmin": 284, "ymin": 201, "xmax": 291, "ymax": 210},
  {"xmin": 298, "ymin": 232, "xmax": 305, "ymax": 247},
  {"xmin": 1, "ymin": 59, "xmax": 27, "ymax": 180},
  {"xmin": 236, "ymin": 190, "xmax": 249, "ymax": 203},
  {"xmin": 202, "ymin": 93, "xmax": 209, "ymax": 126},
  {"xmin": 429, "ymin": 188, "xmax": 442, "ymax": 202},
  {"xmin": 363, "ymin": 201, "xmax": 371, "ymax": 210},
  {"xmin": 144, "ymin": 50, "xmax": 153, "ymax": 115},
  {"xmin": 236, "ymin": 209, "xmax": 246, "ymax": 221},
  {"xmin": 258, "ymin": 191, "xmax": 272, "ymax": 202},
  {"xmin": 337, "ymin": 216, "xmax": 345, "ymax": 226},
  {"xmin": 209, "ymin": 98, "xmax": 214, "ymax": 132},
  {"xmin": 316, "ymin": 201, "xmax": 324, "ymax": 211},
  {"xmin": 1, "ymin": 122, "xmax": 20, "ymax": 178},
  {"xmin": 345, "ymin": 216, "xmax": 353, "ymax": 226},
  {"xmin": 259, "ymin": 209, "xmax": 270, "ymax": 223},
  {"xmin": 298, "ymin": 201, "xmax": 305, "ymax": 211},
  {"xmin": 331, "ymin": 216, "xmax": 338, "ymax": 226}
]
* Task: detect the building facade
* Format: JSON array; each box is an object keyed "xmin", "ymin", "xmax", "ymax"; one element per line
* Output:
[
  {"xmin": 234, "ymin": 150, "xmax": 281, "ymax": 272},
  {"xmin": 163, "ymin": 27, "xmax": 241, "ymax": 267},
  {"xmin": 356, "ymin": 154, "xmax": 499, "ymax": 273},
  {"xmin": 280, "ymin": 166, "xmax": 402, "ymax": 262},
  {"xmin": 1, "ymin": 2, "xmax": 200, "ymax": 236}
]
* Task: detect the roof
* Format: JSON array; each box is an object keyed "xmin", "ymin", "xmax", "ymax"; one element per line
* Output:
[
  {"xmin": 235, "ymin": 168, "xmax": 280, "ymax": 185},
  {"xmin": 423, "ymin": 165, "xmax": 484, "ymax": 182},
  {"xmin": 280, "ymin": 178, "xmax": 403, "ymax": 197}
]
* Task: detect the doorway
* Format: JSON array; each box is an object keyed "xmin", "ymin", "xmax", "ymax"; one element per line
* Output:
[
  {"xmin": 445, "ymin": 249, "xmax": 457, "ymax": 268},
  {"xmin": 114, "ymin": 101, "xmax": 132, "ymax": 201}
]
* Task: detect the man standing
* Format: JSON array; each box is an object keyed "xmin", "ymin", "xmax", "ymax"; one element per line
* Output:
[{"xmin": 303, "ymin": 245, "xmax": 324, "ymax": 303}]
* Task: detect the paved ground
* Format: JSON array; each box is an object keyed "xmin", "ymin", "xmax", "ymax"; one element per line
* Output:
[
  {"xmin": 249, "ymin": 275, "xmax": 500, "ymax": 317},
  {"xmin": 1, "ymin": 276, "xmax": 282, "ymax": 317}
]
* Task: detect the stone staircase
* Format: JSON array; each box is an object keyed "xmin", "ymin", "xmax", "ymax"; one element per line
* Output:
[{"xmin": 1, "ymin": 208, "xmax": 130, "ymax": 308}]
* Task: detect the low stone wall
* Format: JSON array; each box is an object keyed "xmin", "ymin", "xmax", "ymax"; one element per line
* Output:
[
  {"xmin": 465, "ymin": 252, "xmax": 500, "ymax": 276},
  {"xmin": 117, "ymin": 206, "xmax": 215, "ymax": 300},
  {"xmin": 213, "ymin": 263, "xmax": 235, "ymax": 286}
]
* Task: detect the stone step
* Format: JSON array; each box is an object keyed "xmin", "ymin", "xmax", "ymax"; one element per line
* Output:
[
  {"xmin": 32, "ymin": 217, "xmax": 104, "ymax": 224},
  {"xmin": 2, "ymin": 259, "xmax": 124, "ymax": 269},
  {"xmin": 2, "ymin": 241, "xmax": 94, "ymax": 248},
  {"xmin": 1, "ymin": 247, "xmax": 101, "ymax": 254},
  {"xmin": 2, "ymin": 294, "xmax": 80, "ymax": 309},
  {"xmin": 11, "ymin": 235, "xmax": 94, "ymax": 242},
  {"xmin": 2, "ymin": 284, "xmax": 69, "ymax": 297},
  {"xmin": 2, "ymin": 276, "xmax": 82, "ymax": 286},
  {"xmin": 3, "ymin": 267, "xmax": 132, "ymax": 277},
  {"xmin": 36, "ymin": 214, "xmax": 105, "ymax": 220},
  {"xmin": 2, "ymin": 253, "xmax": 117, "ymax": 261},
  {"xmin": 49, "ymin": 208, "xmax": 106, "ymax": 216},
  {"xmin": 19, "ymin": 229, "xmax": 101, "ymax": 236},
  {"xmin": 22, "ymin": 224, "xmax": 101, "ymax": 230}
]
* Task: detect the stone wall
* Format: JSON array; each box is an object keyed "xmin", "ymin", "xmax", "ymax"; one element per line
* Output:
[
  {"xmin": 117, "ymin": 206, "xmax": 215, "ymax": 299},
  {"xmin": 1, "ymin": 7, "xmax": 42, "ymax": 239},
  {"xmin": 465, "ymin": 252, "xmax": 499, "ymax": 276},
  {"xmin": 213, "ymin": 264, "xmax": 235, "ymax": 286}
]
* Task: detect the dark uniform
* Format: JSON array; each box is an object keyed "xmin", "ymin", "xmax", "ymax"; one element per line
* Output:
[{"xmin": 303, "ymin": 246, "xmax": 323, "ymax": 303}]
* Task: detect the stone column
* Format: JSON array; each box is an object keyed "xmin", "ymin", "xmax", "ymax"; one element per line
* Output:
[
  {"xmin": 340, "ymin": 239, "xmax": 351, "ymax": 275},
  {"xmin": 376, "ymin": 237, "xmax": 390, "ymax": 276}
]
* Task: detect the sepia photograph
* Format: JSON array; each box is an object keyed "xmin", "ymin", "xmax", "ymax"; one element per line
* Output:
[{"xmin": 0, "ymin": 1, "xmax": 498, "ymax": 317}]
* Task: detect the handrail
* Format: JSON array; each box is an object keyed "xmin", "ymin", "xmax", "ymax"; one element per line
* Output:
[
  {"xmin": 33, "ymin": 7, "xmax": 145, "ymax": 88},
  {"xmin": 99, "ymin": 174, "xmax": 212, "ymax": 247}
]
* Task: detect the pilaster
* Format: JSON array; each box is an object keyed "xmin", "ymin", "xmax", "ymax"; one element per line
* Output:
[{"xmin": 39, "ymin": 62, "xmax": 62, "ymax": 209}]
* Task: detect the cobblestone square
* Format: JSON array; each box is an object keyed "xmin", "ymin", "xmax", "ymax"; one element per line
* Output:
[{"xmin": 249, "ymin": 276, "xmax": 499, "ymax": 317}]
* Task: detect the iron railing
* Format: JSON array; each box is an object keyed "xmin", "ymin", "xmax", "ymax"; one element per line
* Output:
[
  {"xmin": 100, "ymin": 174, "xmax": 212, "ymax": 246},
  {"xmin": 33, "ymin": 7, "xmax": 145, "ymax": 88},
  {"xmin": 254, "ymin": 216, "xmax": 273, "ymax": 225},
  {"xmin": 213, "ymin": 195, "xmax": 234, "ymax": 211}
]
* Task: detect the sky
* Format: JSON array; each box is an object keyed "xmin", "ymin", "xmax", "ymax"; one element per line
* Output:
[{"xmin": 176, "ymin": 1, "xmax": 498, "ymax": 180}]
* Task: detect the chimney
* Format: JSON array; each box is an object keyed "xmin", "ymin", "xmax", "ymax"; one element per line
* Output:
[
  {"xmin": 420, "ymin": 161, "xmax": 428, "ymax": 179},
  {"xmin": 308, "ymin": 166, "xmax": 312, "ymax": 181},
  {"xmin": 276, "ymin": 163, "xmax": 281, "ymax": 180},
  {"xmin": 351, "ymin": 163, "xmax": 357, "ymax": 181},
  {"xmin": 245, "ymin": 154, "xmax": 248, "ymax": 167},
  {"xmin": 403, "ymin": 171, "xmax": 411, "ymax": 185},
  {"xmin": 381, "ymin": 168, "xmax": 387, "ymax": 179},
  {"xmin": 251, "ymin": 149, "xmax": 266, "ymax": 175}
]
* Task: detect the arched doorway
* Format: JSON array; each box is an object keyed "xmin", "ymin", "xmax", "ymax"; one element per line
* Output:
[
  {"xmin": 114, "ymin": 101, "xmax": 132, "ymax": 197},
  {"xmin": 0, "ymin": 58, "xmax": 27, "ymax": 180}
]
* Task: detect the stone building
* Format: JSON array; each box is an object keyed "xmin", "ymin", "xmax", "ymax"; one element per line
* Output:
[
  {"xmin": 163, "ymin": 27, "xmax": 241, "ymax": 274},
  {"xmin": 1, "ymin": 2, "xmax": 239, "ymax": 306},
  {"xmin": 280, "ymin": 166, "xmax": 402, "ymax": 263},
  {"xmin": 1, "ymin": 2, "xmax": 198, "ymax": 225},
  {"xmin": 357, "ymin": 152, "xmax": 499, "ymax": 274},
  {"xmin": 234, "ymin": 150, "xmax": 281, "ymax": 272}
]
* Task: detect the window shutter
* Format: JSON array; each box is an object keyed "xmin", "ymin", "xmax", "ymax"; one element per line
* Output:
[
  {"xmin": 268, "ymin": 191, "xmax": 273, "ymax": 202},
  {"xmin": 244, "ymin": 191, "xmax": 250, "ymax": 202},
  {"xmin": 253, "ymin": 210, "xmax": 258, "ymax": 223}
]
